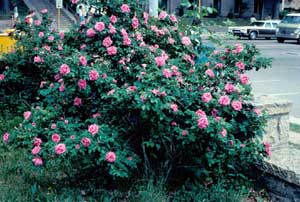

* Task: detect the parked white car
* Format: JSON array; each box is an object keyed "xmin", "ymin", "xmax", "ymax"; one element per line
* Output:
[{"xmin": 228, "ymin": 20, "xmax": 281, "ymax": 40}]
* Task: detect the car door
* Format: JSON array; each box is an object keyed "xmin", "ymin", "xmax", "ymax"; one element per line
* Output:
[
  {"xmin": 271, "ymin": 22, "xmax": 278, "ymax": 36},
  {"xmin": 261, "ymin": 22, "xmax": 273, "ymax": 36}
]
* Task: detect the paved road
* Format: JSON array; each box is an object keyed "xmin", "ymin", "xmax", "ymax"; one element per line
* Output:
[{"xmin": 228, "ymin": 39, "xmax": 300, "ymax": 118}]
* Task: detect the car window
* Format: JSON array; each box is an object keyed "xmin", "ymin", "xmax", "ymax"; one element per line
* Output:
[
  {"xmin": 282, "ymin": 16, "xmax": 300, "ymax": 24},
  {"xmin": 265, "ymin": 23, "xmax": 272, "ymax": 28},
  {"xmin": 250, "ymin": 22, "xmax": 264, "ymax": 26},
  {"xmin": 271, "ymin": 23, "xmax": 278, "ymax": 27}
]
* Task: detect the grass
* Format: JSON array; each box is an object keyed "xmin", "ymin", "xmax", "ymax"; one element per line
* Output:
[
  {"xmin": 290, "ymin": 123, "xmax": 300, "ymax": 133},
  {"xmin": 0, "ymin": 114, "xmax": 269, "ymax": 201},
  {"xmin": 0, "ymin": 146, "xmax": 268, "ymax": 202}
]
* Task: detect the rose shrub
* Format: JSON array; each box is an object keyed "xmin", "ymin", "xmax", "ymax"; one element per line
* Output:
[{"xmin": 1, "ymin": 0, "xmax": 271, "ymax": 186}]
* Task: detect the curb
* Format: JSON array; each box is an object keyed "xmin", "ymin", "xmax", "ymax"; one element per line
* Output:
[{"xmin": 290, "ymin": 116, "xmax": 300, "ymax": 133}]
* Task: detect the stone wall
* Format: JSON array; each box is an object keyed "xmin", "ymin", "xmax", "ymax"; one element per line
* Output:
[{"xmin": 253, "ymin": 95, "xmax": 292, "ymax": 147}]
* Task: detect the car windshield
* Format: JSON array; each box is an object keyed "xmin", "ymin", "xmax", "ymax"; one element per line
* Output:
[
  {"xmin": 282, "ymin": 16, "xmax": 300, "ymax": 24},
  {"xmin": 250, "ymin": 22, "xmax": 264, "ymax": 26}
]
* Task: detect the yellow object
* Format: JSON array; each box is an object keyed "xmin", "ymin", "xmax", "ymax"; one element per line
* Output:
[{"xmin": 0, "ymin": 29, "xmax": 17, "ymax": 54}]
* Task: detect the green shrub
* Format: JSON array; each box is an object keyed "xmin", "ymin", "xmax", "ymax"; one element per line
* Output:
[{"xmin": 1, "ymin": 0, "xmax": 271, "ymax": 189}]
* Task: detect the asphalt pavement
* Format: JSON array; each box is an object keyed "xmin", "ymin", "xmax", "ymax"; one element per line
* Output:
[{"xmin": 225, "ymin": 39, "xmax": 300, "ymax": 118}]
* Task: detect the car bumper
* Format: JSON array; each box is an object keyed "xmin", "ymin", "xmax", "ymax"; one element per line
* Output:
[
  {"xmin": 276, "ymin": 33, "xmax": 300, "ymax": 39},
  {"xmin": 228, "ymin": 31, "xmax": 249, "ymax": 37}
]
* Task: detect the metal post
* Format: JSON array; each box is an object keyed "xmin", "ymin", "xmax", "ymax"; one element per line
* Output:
[
  {"xmin": 281, "ymin": 0, "xmax": 285, "ymax": 11},
  {"xmin": 149, "ymin": 0, "xmax": 158, "ymax": 17},
  {"xmin": 58, "ymin": 8, "xmax": 61, "ymax": 31}
]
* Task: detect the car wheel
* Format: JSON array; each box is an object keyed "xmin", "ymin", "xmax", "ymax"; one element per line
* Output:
[
  {"xmin": 297, "ymin": 38, "xmax": 300, "ymax": 45},
  {"xmin": 277, "ymin": 37, "xmax": 284, "ymax": 43},
  {"xmin": 249, "ymin": 31, "xmax": 257, "ymax": 40}
]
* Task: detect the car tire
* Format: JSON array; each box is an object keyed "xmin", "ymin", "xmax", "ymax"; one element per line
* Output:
[
  {"xmin": 277, "ymin": 37, "xmax": 284, "ymax": 43},
  {"xmin": 249, "ymin": 31, "xmax": 257, "ymax": 40},
  {"xmin": 297, "ymin": 38, "xmax": 300, "ymax": 45}
]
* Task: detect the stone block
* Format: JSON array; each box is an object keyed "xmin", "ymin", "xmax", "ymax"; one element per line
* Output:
[{"xmin": 253, "ymin": 95, "xmax": 292, "ymax": 146}]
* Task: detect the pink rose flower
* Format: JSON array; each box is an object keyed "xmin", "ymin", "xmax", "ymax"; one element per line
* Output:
[
  {"xmin": 231, "ymin": 100, "xmax": 242, "ymax": 111},
  {"xmin": 41, "ymin": 9, "xmax": 48, "ymax": 14},
  {"xmin": 88, "ymin": 124, "xmax": 99, "ymax": 135},
  {"xmin": 79, "ymin": 56, "xmax": 87, "ymax": 66},
  {"xmin": 48, "ymin": 35, "xmax": 54, "ymax": 41},
  {"xmin": 59, "ymin": 83, "xmax": 65, "ymax": 92},
  {"xmin": 34, "ymin": 56, "xmax": 43, "ymax": 63},
  {"xmin": 24, "ymin": 111, "xmax": 31, "ymax": 120},
  {"xmin": 107, "ymin": 46, "xmax": 117, "ymax": 55},
  {"xmin": 38, "ymin": 32, "xmax": 44, "ymax": 38},
  {"xmin": 2, "ymin": 132, "xmax": 9, "ymax": 144},
  {"xmin": 143, "ymin": 12, "xmax": 149, "ymax": 25},
  {"xmin": 170, "ymin": 103, "xmax": 178, "ymax": 112},
  {"xmin": 155, "ymin": 56, "xmax": 166, "ymax": 67},
  {"xmin": 235, "ymin": 43, "xmax": 244, "ymax": 53},
  {"xmin": 59, "ymin": 32, "xmax": 64, "ymax": 39},
  {"xmin": 182, "ymin": 130, "xmax": 188, "ymax": 136},
  {"xmin": 162, "ymin": 68, "xmax": 172, "ymax": 78},
  {"xmin": 254, "ymin": 108, "xmax": 262, "ymax": 116},
  {"xmin": 89, "ymin": 70, "xmax": 99, "ymax": 81},
  {"xmin": 86, "ymin": 28, "xmax": 96, "ymax": 38},
  {"xmin": 120, "ymin": 4, "xmax": 130, "ymax": 13},
  {"xmin": 110, "ymin": 15, "xmax": 117, "ymax": 23},
  {"xmin": 32, "ymin": 157, "xmax": 43, "ymax": 166},
  {"xmin": 33, "ymin": 137, "xmax": 42, "ymax": 146},
  {"xmin": 106, "ymin": 151, "xmax": 116, "ymax": 163},
  {"xmin": 236, "ymin": 61, "xmax": 245, "ymax": 70},
  {"xmin": 218, "ymin": 95, "xmax": 230, "ymax": 106},
  {"xmin": 0, "ymin": 74, "xmax": 4, "ymax": 81},
  {"xmin": 198, "ymin": 117, "xmax": 209, "ymax": 129},
  {"xmin": 127, "ymin": 86, "xmax": 137, "ymax": 92},
  {"xmin": 221, "ymin": 128, "xmax": 227, "ymax": 137},
  {"xmin": 70, "ymin": 135, "xmax": 75, "ymax": 140},
  {"xmin": 123, "ymin": 36, "xmax": 131, "ymax": 46},
  {"xmin": 196, "ymin": 109, "xmax": 206, "ymax": 117},
  {"xmin": 55, "ymin": 143, "xmax": 66, "ymax": 155},
  {"xmin": 151, "ymin": 89, "xmax": 160, "ymax": 96},
  {"xmin": 224, "ymin": 83, "xmax": 235, "ymax": 93},
  {"xmin": 264, "ymin": 142, "xmax": 271, "ymax": 156},
  {"xmin": 74, "ymin": 97, "xmax": 82, "ymax": 106},
  {"xmin": 109, "ymin": 23, "xmax": 117, "ymax": 34},
  {"xmin": 51, "ymin": 123, "xmax": 56, "ymax": 129},
  {"xmin": 81, "ymin": 137, "xmax": 91, "ymax": 147},
  {"xmin": 71, "ymin": 0, "xmax": 79, "ymax": 4},
  {"xmin": 202, "ymin": 92, "xmax": 212, "ymax": 103},
  {"xmin": 78, "ymin": 79, "xmax": 87, "ymax": 90},
  {"xmin": 52, "ymin": 133, "xmax": 61, "ymax": 143},
  {"xmin": 39, "ymin": 81, "xmax": 46, "ymax": 88},
  {"xmin": 31, "ymin": 146, "xmax": 41, "ymax": 155},
  {"xmin": 94, "ymin": 22, "xmax": 105, "ymax": 32},
  {"xmin": 60, "ymin": 64, "xmax": 70, "ymax": 75},
  {"xmin": 240, "ymin": 74, "xmax": 249, "ymax": 85},
  {"xmin": 170, "ymin": 15, "xmax": 177, "ymax": 23},
  {"xmin": 165, "ymin": 37, "xmax": 174, "ymax": 44},
  {"xmin": 181, "ymin": 36, "xmax": 191, "ymax": 46},
  {"xmin": 215, "ymin": 63, "xmax": 223, "ymax": 68},
  {"xmin": 34, "ymin": 20, "xmax": 41, "ymax": 26},
  {"xmin": 92, "ymin": 113, "xmax": 101, "ymax": 118},
  {"xmin": 205, "ymin": 69, "xmax": 214, "ymax": 78},
  {"xmin": 158, "ymin": 11, "xmax": 168, "ymax": 20},
  {"xmin": 102, "ymin": 36, "xmax": 113, "ymax": 47},
  {"xmin": 80, "ymin": 44, "xmax": 86, "ymax": 50},
  {"xmin": 132, "ymin": 16, "xmax": 139, "ymax": 29}
]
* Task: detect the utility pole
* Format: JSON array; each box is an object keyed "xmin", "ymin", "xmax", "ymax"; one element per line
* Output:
[
  {"xmin": 281, "ymin": 0, "xmax": 285, "ymax": 10},
  {"xmin": 149, "ymin": 0, "xmax": 158, "ymax": 17}
]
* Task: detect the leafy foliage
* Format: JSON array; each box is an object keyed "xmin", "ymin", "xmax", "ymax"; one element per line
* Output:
[{"xmin": 0, "ymin": 1, "xmax": 271, "ymax": 188}]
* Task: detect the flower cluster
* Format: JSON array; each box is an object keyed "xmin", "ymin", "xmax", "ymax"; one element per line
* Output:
[{"xmin": 1, "ymin": 1, "xmax": 270, "ymax": 183}]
